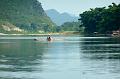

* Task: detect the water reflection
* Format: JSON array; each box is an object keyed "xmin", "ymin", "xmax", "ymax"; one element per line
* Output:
[
  {"xmin": 0, "ymin": 39, "xmax": 48, "ymax": 73},
  {"xmin": 0, "ymin": 36, "xmax": 120, "ymax": 79},
  {"xmin": 0, "ymin": 36, "xmax": 81, "ymax": 79},
  {"xmin": 80, "ymin": 37, "xmax": 120, "ymax": 59}
]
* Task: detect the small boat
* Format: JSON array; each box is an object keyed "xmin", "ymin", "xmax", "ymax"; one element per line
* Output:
[
  {"xmin": 34, "ymin": 38, "xmax": 38, "ymax": 41},
  {"xmin": 112, "ymin": 30, "xmax": 120, "ymax": 37},
  {"xmin": 47, "ymin": 37, "xmax": 52, "ymax": 41}
]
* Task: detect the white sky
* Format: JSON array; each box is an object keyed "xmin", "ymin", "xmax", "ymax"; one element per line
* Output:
[{"xmin": 38, "ymin": 0, "xmax": 120, "ymax": 16}]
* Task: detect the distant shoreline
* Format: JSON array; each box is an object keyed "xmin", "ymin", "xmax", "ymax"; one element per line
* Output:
[
  {"xmin": 0, "ymin": 33, "xmax": 61, "ymax": 36},
  {"xmin": 0, "ymin": 31, "xmax": 80, "ymax": 36}
]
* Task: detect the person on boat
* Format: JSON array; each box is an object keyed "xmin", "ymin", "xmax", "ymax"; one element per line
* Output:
[{"xmin": 47, "ymin": 36, "xmax": 52, "ymax": 41}]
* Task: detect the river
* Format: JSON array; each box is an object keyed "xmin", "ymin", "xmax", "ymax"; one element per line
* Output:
[{"xmin": 0, "ymin": 35, "xmax": 120, "ymax": 79}]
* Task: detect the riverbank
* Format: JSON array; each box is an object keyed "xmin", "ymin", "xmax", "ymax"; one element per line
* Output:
[
  {"xmin": 0, "ymin": 33, "xmax": 61, "ymax": 36},
  {"xmin": 0, "ymin": 31, "xmax": 80, "ymax": 36}
]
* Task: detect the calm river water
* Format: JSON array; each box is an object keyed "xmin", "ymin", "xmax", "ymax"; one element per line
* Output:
[{"xmin": 0, "ymin": 35, "xmax": 120, "ymax": 79}]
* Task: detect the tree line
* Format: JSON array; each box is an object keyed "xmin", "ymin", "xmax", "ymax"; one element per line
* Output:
[{"xmin": 79, "ymin": 3, "xmax": 120, "ymax": 34}]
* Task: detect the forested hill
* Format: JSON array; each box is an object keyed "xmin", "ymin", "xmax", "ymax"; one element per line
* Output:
[{"xmin": 0, "ymin": 0, "xmax": 55, "ymax": 33}]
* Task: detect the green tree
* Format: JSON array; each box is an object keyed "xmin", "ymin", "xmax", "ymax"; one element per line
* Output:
[{"xmin": 79, "ymin": 3, "xmax": 120, "ymax": 34}]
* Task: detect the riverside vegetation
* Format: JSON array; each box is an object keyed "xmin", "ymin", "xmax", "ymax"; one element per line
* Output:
[
  {"xmin": 79, "ymin": 3, "xmax": 120, "ymax": 35},
  {"xmin": 55, "ymin": 3, "xmax": 120, "ymax": 35},
  {"xmin": 0, "ymin": 1, "xmax": 120, "ymax": 35}
]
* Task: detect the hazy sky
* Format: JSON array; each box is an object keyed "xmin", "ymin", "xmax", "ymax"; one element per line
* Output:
[{"xmin": 38, "ymin": 0, "xmax": 120, "ymax": 16}]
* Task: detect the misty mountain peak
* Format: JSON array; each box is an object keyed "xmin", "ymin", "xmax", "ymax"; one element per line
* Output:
[{"xmin": 46, "ymin": 9, "xmax": 79, "ymax": 26}]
